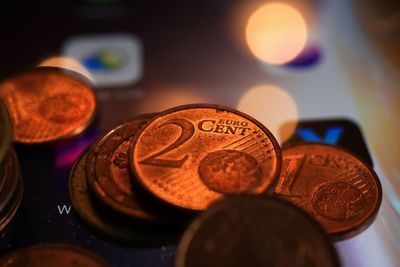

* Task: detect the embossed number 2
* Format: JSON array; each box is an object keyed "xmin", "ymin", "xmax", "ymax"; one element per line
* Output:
[{"xmin": 140, "ymin": 118, "xmax": 195, "ymax": 168}]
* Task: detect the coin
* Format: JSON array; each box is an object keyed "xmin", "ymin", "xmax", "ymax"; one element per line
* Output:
[
  {"xmin": 0, "ymin": 101, "xmax": 12, "ymax": 165},
  {"xmin": 175, "ymin": 196, "xmax": 341, "ymax": 267},
  {"xmin": 0, "ymin": 147, "xmax": 23, "ymax": 237},
  {"xmin": 86, "ymin": 113, "xmax": 170, "ymax": 221},
  {"xmin": 0, "ymin": 67, "xmax": 96, "ymax": 144},
  {"xmin": 69, "ymin": 149, "xmax": 179, "ymax": 243},
  {"xmin": 129, "ymin": 104, "xmax": 281, "ymax": 211},
  {"xmin": 0, "ymin": 244, "xmax": 111, "ymax": 267},
  {"xmin": 275, "ymin": 143, "xmax": 382, "ymax": 240}
]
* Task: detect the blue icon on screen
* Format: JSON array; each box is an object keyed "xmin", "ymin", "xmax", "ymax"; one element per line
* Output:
[
  {"xmin": 82, "ymin": 49, "xmax": 123, "ymax": 72},
  {"xmin": 297, "ymin": 127, "xmax": 344, "ymax": 144}
]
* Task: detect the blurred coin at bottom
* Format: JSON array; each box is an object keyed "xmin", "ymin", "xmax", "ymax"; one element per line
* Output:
[
  {"xmin": 175, "ymin": 196, "xmax": 341, "ymax": 267},
  {"xmin": 0, "ymin": 243, "xmax": 111, "ymax": 267}
]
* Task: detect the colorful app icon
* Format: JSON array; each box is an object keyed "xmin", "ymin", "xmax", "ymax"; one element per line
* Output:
[{"xmin": 62, "ymin": 33, "xmax": 142, "ymax": 88}]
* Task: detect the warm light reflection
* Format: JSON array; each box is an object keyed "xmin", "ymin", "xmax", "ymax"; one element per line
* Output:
[
  {"xmin": 237, "ymin": 85, "xmax": 298, "ymax": 144},
  {"xmin": 245, "ymin": 3, "xmax": 307, "ymax": 64},
  {"xmin": 137, "ymin": 86, "xmax": 211, "ymax": 113},
  {"xmin": 38, "ymin": 56, "xmax": 94, "ymax": 82}
]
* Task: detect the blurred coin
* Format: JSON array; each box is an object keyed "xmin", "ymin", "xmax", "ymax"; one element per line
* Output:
[
  {"xmin": 0, "ymin": 101, "xmax": 12, "ymax": 165},
  {"xmin": 275, "ymin": 143, "xmax": 382, "ymax": 240},
  {"xmin": 0, "ymin": 243, "xmax": 110, "ymax": 267},
  {"xmin": 86, "ymin": 113, "xmax": 172, "ymax": 222},
  {"xmin": 0, "ymin": 148, "xmax": 23, "ymax": 238},
  {"xmin": 129, "ymin": 104, "xmax": 281, "ymax": 211},
  {"xmin": 0, "ymin": 67, "xmax": 96, "ymax": 144},
  {"xmin": 175, "ymin": 196, "xmax": 340, "ymax": 267},
  {"xmin": 69, "ymin": 149, "xmax": 178, "ymax": 244}
]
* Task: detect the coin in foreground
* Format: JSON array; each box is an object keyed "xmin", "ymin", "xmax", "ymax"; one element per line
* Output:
[
  {"xmin": 0, "ymin": 244, "xmax": 110, "ymax": 267},
  {"xmin": 175, "ymin": 196, "xmax": 340, "ymax": 267},
  {"xmin": 275, "ymin": 143, "xmax": 382, "ymax": 240},
  {"xmin": 69, "ymin": 149, "xmax": 178, "ymax": 244},
  {"xmin": 86, "ymin": 114, "xmax": 167, "ymax": 221},
  {"xmin": 0, "ymin": 67, "xmax": 96, "ymax": 144},
  {"xmin": 130, "ymin": 104, "xmax": 281, "ymax": 211}
]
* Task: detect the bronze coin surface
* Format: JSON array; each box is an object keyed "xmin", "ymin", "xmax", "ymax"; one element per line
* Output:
[
  {"xmin": 86, "ymin": 113, "xmax": 168, "ymax": 221},
  {"xmin": 69, "ymin": 149, "xmax": 178, "ymax": 243},
  {"xmin": 0, "ymin": 244, "xmax": 110, "ymax": 267},
  {"xmin": 129, "ymin": 104, "xmax": 281, "ymax": 211},
  {"xmin": 0, "ymin": 147, "xmax": 22, "ymax": 224},
  {"xmin": 0, "ymin": 147, "xmax": 23, "ymax": 235},
  {"xmin": 275, "ymin": 143, "xmax": 382, "ymax": 240},
  {"xmin": 198, "ymin": 149, "xmax": 263, "ymax": 194},
  {"xmin": 0, "ymin": 67, "xmax": 96, "ymax": 144},
  {"xmin": 175, "ymin": 196, "xmax": 341, "ymax": 267}
]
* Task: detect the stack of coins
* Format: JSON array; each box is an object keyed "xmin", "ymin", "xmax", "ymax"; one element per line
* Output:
[
  {"xmin": 0, "ymin": 244, "xmax": 111, "ymax": 267},
  {"xmin": 0, "ymin": 101, "xmax": 23, "ymax": 240},
  {"xmin": 69, "ymin": 114, "xmax": 181, "ymax": 244},
  {"xmin": 69, "ymin": 105, "xmax": 282, "ymax": 241},
  {"xmin": 68, "ymin": 104, "xmax": 382, "ymax": 265},
  {"xmin": 0, "ymin": 102, "xmax": 12, "ymax": 169}
]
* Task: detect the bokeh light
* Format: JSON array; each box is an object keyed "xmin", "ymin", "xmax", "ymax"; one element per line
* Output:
[
  {"xmin": 245, "ymin": 2, "xmax": 308, "ymax": 64},
  {"xmin": 38, "ymin": 56, "xmax": 94, "ymax": 82},
  {"xmin": 237, "ymin": 85, "xmax": 298, "ymax": 144}
]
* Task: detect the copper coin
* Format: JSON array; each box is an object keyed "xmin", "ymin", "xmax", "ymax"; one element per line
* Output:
[
  {"xmin": 69, "ymin": 149, "xmax": 178, "ymax": 243},
  {"xmin": 0, "ymin": 67, "xmax": 96, "ymax": 144},
  {"xmin": 0, "ymin": 244, "xmax": 110, "ymax": 267},
  {"xmin": 175, "ymin": 196, "xmax": 341, "ymax": 267},
  {"xmin": 86, "ymin": 113, "xmax": 170, "ymax": 221},
  {"xmin": 275, "ymin": 143, "xmax": 382, "ymax": 240},
  {"xmin": 129, "ymin": 104, "xmax": 281, "ymax": 211},
  {"xmin": 0, "ymin": 147, "xmax": 23, "ymax": 236}
]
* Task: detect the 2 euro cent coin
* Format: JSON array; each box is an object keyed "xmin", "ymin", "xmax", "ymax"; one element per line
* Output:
[{"xmin": 129, "ymin": 104, "xmax": 281, "ymax": 211}]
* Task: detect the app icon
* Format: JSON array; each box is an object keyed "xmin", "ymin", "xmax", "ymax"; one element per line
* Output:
[{"xmin": 63, "ymin": 33, "xmax": 142, "ymax": 88}]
